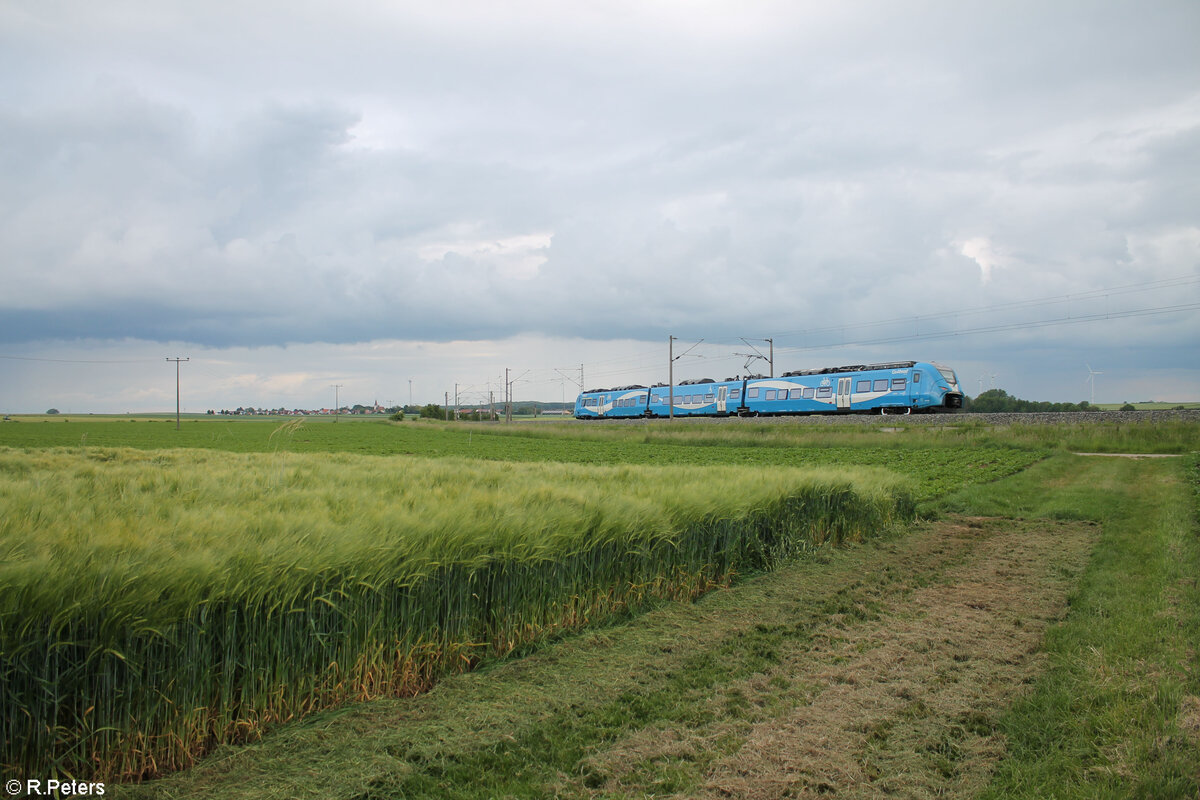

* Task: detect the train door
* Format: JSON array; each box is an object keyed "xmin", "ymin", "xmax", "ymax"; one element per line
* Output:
[
  {"xmin": 717, "ymin": 385, "xmax": 728, "ymax": 413},
  {"xmin": 836, "ymin": 377, "xmax": 852, "ymax": 410}
]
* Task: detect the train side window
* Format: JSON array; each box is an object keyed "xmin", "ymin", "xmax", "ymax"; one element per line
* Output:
[
  {"xmin": 747, "ymin": 388, "xmax": 759, "ymax": 399},
  {"xmin": 913, "ymin": 371, "xmax": 921, "ymax": 382},
  {"xmin": 789, "ymin": 388, "xmax": 803, "ymax": 399},
  {"xmin": 817, "ymin": 387, "xmax": 832, "ymax": 398},
  {"xmin": 891, "ymin": 378, "xmax": 906, "ymax": 391},
  {"xmin": 730, "ymin": 389, "xmax": 740, "ymax": 399},
  {"xmin": 873, "ymin": 378, "xmax": 889, "ymax": 392},
  {"xmin": 856, "ymin": 380, "xmax": 871, "ymax": 392},
  {"xmin": 705, "ymin": 393, "xmax": 715, "ymax": 403},
  {"xmin": 764, "ymin": 389, "xmax": 776, "ymax": 400},
  {"xmin": 803, "ymin": 387, "xmax": 815, "ymax": 399}
]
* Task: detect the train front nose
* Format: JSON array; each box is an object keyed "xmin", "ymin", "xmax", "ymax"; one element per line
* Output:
[{"xmin": 933, "ymin": 364, "xmax": 964, "ymax": 409}]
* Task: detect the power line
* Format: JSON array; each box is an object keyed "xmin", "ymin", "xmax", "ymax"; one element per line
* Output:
[
  {"xmin": 771, "ymin": 273, "xmax": 1199, "ymax": 341},
  {"xmin": 773, "ymin": 300, "xmax": 1200, "ymax": 358},
  {"xmin": 0, "ymin": 354, "xmax": 160, "ymax": 364},
  {"xmin": 570, "ymin": 297, "xmax": 1200, "ymax": 387}
]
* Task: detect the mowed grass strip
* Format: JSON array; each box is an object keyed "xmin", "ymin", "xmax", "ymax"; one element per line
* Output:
[
  {"xmin": 0, "ymin": 446, "xmax": 914, "ymax": 783},
  {"xmin": 938, "ymin": 454, "xmax": 1200, "ymax": 799}
]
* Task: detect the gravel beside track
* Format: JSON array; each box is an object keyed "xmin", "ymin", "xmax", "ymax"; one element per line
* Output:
[{"xmin": 574, "ymin": 409, "xmax": 1200, "ymax": 427}]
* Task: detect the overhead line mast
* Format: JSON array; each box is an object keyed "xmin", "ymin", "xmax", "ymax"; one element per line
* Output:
[
  {"xmin": 330, "ymin": 384, "xmax": 343, "ymax": 422},
  {"xmin": 668, "ymin": 336, "xmax": 703, "ymax": 420},
  {"xmin": 166, "ymin": 357, "xmax": 189, "ymax": 430}
]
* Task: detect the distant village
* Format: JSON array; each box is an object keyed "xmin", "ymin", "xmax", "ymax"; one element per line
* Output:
[
  {"xmin": 209, "ymin": 402, "xmax": 394, "ymax": 417},
  {"xmin": 206, "ymin": 402, "xmax": 573, "ymax": 417}
]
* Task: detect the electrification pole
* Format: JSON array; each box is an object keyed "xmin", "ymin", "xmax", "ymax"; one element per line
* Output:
[
  {"xmin": 737, "ymin": 338, "xmax": 774, "ymax": 377},
  {"xmin": 166, "ymin": 357, "xmax": 189, "ymax": 430},
  {"xmin": 331, "ymin": 384, "xmax": 343, "ymax": 422},
  {"xmin": 668, "ymin": 337, "xmax": 703, "ymax": 419},
  {"xmin": 669, "ymin": 336, "xmax": 675, "ymax": 419}
]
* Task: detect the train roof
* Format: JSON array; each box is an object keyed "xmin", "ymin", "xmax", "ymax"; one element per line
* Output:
[
  {"xmin": 781, "ymin": 361, "xmax": 916, "ymax": 377},
  {"xmin": 579, "ymin": 361, "xmax": 930, "ymax": 396}
]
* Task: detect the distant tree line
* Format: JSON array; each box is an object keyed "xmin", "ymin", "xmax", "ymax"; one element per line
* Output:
[{"xmin": 966, "ymin": 389, "xmax": 1094, "ymax": 413}]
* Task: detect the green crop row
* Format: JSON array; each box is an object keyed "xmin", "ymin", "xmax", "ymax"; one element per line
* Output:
[
  {"xmin": 0, "ymin": 417, "xmax": 1047, "ymax": 501},
  {"xmin": 0, "ymin": 446, "xmax": 915, "ymax": 782}
]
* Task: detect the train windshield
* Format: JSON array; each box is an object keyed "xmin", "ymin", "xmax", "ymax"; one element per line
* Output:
[{"xmin": 935, "ymin": 365, "xmax": 959, "ymax": 387}]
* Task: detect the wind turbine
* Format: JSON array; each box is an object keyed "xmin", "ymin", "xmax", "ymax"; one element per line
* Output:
[{"xmin": 1085, "ymin": 364, "xmax": 1103, "ymax": 405}]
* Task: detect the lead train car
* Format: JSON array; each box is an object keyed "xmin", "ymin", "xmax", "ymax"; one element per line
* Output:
[{"xmin": 574, "ymin": 361, "xmax": 964, "ymax": 419}]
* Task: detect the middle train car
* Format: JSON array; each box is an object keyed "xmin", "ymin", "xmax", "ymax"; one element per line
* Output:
[{"xmin": 574, "ymin": 360, "xmax": 963, "ymax": 419}]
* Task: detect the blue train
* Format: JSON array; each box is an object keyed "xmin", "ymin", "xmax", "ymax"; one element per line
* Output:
[{"xmin": 574, "ymin": 360, "xmax": 964, "ymax": 419}]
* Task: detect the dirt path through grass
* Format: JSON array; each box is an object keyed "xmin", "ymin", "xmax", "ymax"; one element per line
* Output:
[{"xmin": 684, "ymin": 517, "xmax": 1097, "ymax": 799}]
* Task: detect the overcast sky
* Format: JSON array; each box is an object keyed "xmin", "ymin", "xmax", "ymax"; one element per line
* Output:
[{"xmin": 1, "ymin": 0, "xmax": 1197, "ymax": 413}]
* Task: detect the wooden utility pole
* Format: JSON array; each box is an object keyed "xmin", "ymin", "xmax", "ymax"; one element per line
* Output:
[
  {"xmin": 166, "ymin": 357, "xmax": 189, "ymax": 430},
  {"xmin": 331, "ymin": 384, "xmax": 343, "ymax": 422}
]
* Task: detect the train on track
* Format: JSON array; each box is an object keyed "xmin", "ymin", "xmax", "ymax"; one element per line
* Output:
[{"xmin": 574, "ymin": 360, "xmax": 964, "ymax": 419}]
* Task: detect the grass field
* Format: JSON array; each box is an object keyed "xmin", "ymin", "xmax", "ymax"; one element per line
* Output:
[
  {"xmin": 1095, "ymin": 401, "xmax": 1200, "ymax": 410},
  {"xmin": 1, "ymin": 416, "xmax": 1197, "ymax": 797}
]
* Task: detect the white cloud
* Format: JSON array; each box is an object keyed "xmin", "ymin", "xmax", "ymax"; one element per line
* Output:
[
  {"xmin": 418, "ymin": 230, "xmax": 552, "ymax": 281},
  {"xmin": 958, "ymin": 237, "xmax": 1005, "ymax": 284}
]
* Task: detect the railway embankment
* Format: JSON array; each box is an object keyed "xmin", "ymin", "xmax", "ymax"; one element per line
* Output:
[{"xmin": 596, "ymin": 409, "xmax": 1200, "ymax": 427}]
